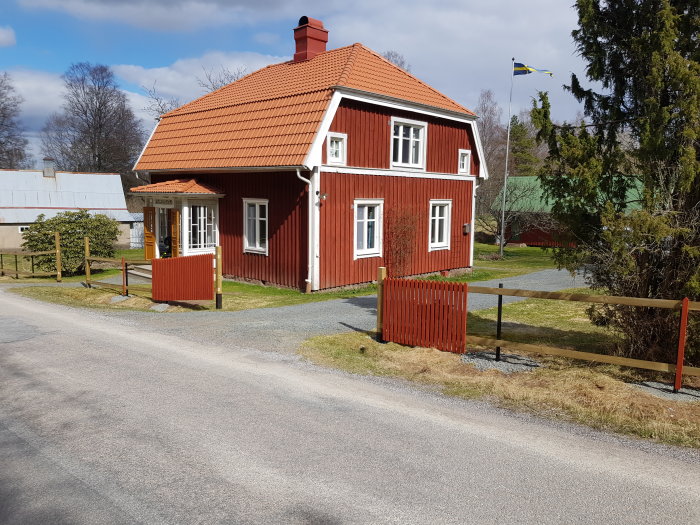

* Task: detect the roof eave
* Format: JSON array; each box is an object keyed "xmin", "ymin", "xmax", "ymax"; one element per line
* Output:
[
  {"xmin": 332, "ymin": 86, "xmax": 477, "ymax": 122},
  {"xmin": 134, "ymin": 165, "xmax": 308, "ymax": 175}
]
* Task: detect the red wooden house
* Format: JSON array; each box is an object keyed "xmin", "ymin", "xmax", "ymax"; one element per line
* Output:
[{"xmin": 132, "ymin": 16, "xmax": 488, "ymax": 291}]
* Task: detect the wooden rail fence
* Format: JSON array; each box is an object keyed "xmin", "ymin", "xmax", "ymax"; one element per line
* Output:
[
  {"xmin": 376, "ymin": 267, "xmax": 699, "ymax": 392},
  {"xmin": 0, "ymin": 232, "xmax": 62, "ymax": 281}
]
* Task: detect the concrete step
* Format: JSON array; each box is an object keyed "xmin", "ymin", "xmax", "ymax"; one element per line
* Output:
[{"xmin": 127, "ymin": 264, "xmax": 152, "ymax": 279}]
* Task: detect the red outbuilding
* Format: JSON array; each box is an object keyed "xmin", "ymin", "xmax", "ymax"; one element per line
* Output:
[{"xmin": 132, "ymin": 16, "xmax": 488, "ymax": 291}]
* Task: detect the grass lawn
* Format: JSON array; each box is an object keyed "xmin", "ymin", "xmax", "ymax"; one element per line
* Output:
[{"xmin": 300, "ymin": 289, "xmax": 700, "ymax": 449}]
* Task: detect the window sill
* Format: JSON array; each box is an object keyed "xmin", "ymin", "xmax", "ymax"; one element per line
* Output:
[
  {"xmin": 244, "ymin": 248, "xmax": 268, "ymax": 256},
  {"xmin": 354, "ymin": 251, "xmax": 382, "ymax": 260},
  {"xmin": 391, "ymin": 163, "xmax": 425, "ymax": 171},
  {"xmin": 428, "ymin": 245, "xmax": 450, "ymax": 252}
]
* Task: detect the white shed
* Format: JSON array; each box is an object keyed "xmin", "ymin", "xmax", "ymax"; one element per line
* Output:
[{"xmin": 0, "ymin": 160, "xmax": 135, "ymax": 250}]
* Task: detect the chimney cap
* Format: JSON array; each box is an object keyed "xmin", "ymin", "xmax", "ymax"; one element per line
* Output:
[{"xmin": 296, "ymin": 16, "xmax": 324, "ymax": 29}]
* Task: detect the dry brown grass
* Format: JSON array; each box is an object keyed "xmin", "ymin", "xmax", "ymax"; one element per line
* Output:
[{"xmin": 300, "ymin": 331, "xmax": 700, "ymax": 448}]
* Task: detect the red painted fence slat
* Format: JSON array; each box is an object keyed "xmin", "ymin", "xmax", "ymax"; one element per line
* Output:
[
  {"xmin": 382, "ymin": 278, "xmax": 468, "ymax": 353},
  {"xmin": 152, "ymin": 254, "xmax": 215, "ymax": 302}
]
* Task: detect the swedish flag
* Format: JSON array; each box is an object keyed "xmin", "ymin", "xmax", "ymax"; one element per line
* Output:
[{"xmin": 513, "ymin": 62, "xmax": 553, "ymax": 76}]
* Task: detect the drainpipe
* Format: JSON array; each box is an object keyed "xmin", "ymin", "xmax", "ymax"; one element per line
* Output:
[{"xmin": 296, "ymin": 167, "xmax": 314, "ymax": 293}]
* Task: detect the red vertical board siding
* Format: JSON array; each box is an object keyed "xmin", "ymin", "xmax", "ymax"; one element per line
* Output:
[
  {"xmin": 152, "ymin": 253, "xmax": 214, "ymax": 301},
  {"xmin": 329, "ymin": 99, "xmax": 481, "ymax": 175},
  {"xmin": 382, "ymin": 278, "xmax": 468, "ymax": 353},
  {"xmin": 319, "ymin": 172, "xmax": 473, "ymax": 289},
  {"xmin": 152, "ymin": 172, "xmax": 308, "ymax": 289}
]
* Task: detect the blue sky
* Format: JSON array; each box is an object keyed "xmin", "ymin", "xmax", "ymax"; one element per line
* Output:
[{"xmin": 1, "ymin": 1, "xmax": 591, "ymax": 166}]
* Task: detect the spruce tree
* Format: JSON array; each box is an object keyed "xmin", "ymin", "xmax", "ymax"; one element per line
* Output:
[{"xmin": 531, "ymin": 0, "xmax": 699, "ymax": 363}]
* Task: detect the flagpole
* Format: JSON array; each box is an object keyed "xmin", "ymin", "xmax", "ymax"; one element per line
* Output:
[{"xmin": 499, "ymin": 57, "xmax": 515, "ymax": 257}]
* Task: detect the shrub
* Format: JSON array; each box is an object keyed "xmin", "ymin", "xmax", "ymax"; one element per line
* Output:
[{"xmin": 22, "ymin": 210, "xmax": 119, "ymax": 275}]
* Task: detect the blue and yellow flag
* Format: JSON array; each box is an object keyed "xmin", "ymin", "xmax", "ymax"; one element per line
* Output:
[{"xmin": 513, "ymin": 62, "xmax": 553, "ymax": 76}]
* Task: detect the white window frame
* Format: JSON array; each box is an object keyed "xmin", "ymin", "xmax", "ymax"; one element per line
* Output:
[
  {"xmin": 243, "ymin": 198, "xmax": 269, "ymax": 255},
  {"xmin": 390, "ymin": 116, "xmax": 427, "ymax": 170},
  {"xmin": 428, "ymin": 199, "xmax": 452, "ymax": 251},
  {"xmin": 458, "ymin": 149, "xmax": 472, "ymax": 175},
  {"xmin": 18, "ymin": 225, "xmax": 30, "ymax": 233},
  {"xmin": 326, "ymin": 132, "xmax": 347, "ymax": 166},
  {"xmin": 353, "ymin": 199, "xmax": 384, "ymax": 259},
  {"xmin": 186, "ymin": 199, "xmax": 219, "ymax": 254}
]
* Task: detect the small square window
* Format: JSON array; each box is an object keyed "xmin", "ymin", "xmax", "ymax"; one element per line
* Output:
[
  {"xmin": 326, "ymin": 132, "xmax": 347, "ymax": 166},
  {"xmin": 458, "ymin": 149, "xmax": 472, "ymax": 174},
  {"xmin": 429, "ymin": 200, "xmax": 452, "ymax": 251},
  {"xmin": 18, "ymin": 226, "xmax": 30, "ymax": 233},
  {"xmin": 354, "ymin": 199, "xmax": 383, "ymax": 259}
]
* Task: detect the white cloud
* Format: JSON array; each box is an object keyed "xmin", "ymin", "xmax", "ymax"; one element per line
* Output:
[
  {"xmin": 0, "ymin": 26, "xmax": 16, "ymax": 47},
  {"xmin": 113, "ymin": 50, "xmax": 285, "ymax": 111},
  {"xmin": 19, "ymin": 0, "xmax": 343, "ymax": 31}
]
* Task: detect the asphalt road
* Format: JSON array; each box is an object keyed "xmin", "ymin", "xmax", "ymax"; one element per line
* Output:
[{"xmin": 1, "ymin": 285, "xmax": 699, "ymax": 524}]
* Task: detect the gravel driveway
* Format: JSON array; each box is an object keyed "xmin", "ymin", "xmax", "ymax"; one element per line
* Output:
[{"xmin": 96, "ymin": 268, "xmax": 580, "ymax": 354}]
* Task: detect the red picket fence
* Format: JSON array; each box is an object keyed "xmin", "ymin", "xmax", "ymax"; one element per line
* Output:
[
  {"xmin": 152, "ymin": 254, "xmax": 214, "ymax": 302},
  {"xmin": 382, "ymin": 278, "xmax": 468, "ymax": 353}
]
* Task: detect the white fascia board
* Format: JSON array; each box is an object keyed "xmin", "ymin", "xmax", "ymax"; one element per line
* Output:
[
  {"xmin": 133, "ymin": 119, "xmax": 161, "ymax": 172},
  {"xmin": 468, "ymin": 118, "xmax": 489, "ymax": 179},
  {"xmin": 304, "ymin": 91, "xmax": 343, "ymax": 169}
]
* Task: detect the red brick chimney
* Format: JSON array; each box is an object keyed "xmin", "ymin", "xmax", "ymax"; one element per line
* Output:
[{"xmin": 293, "ymin": 16, "xmax": 328, "ymax": 62}]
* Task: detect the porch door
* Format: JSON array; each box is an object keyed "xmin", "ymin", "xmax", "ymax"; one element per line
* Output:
[
  {"xmin": 169, "ymin": 208, "xmax": 181, "ymax": 257},
  {"xmin": 157, "ymin": 207, "xmax": 171, "ymax": 257},
  {"xmin": 144, "ymin": 207, "xmax": 156, "ymax": 260}
]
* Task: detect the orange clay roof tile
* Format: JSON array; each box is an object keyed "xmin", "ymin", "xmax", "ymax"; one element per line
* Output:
[
  {"xmin": 135, "ymin": 43, "xmax": 474, "ymax": 172},
  {"xmin": 130, "ymin": 179, "xmax": 223, "ymax": 194}
]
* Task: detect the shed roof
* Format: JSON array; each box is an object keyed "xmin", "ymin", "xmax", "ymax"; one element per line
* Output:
[
  {"xmin": 135, "ymin": 44, "xmax": 475, "ymax": 172},
  {"xmin": 0, "ymin": 169, "xmax": 133, "ymax": 223}
]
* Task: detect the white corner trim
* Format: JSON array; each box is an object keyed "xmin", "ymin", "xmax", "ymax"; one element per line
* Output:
[
  {"xmin": 469, "ymin": 178, "xmax": 477, "ymax": 267},
  {"xmin": 312, "ymin": 168, "xmax": 321, "ymax": 290}
]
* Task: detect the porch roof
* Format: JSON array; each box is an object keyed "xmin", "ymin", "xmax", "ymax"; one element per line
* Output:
[{"xmin": 130, "ymin": 179, "xmax": 224, "ymax": 196}]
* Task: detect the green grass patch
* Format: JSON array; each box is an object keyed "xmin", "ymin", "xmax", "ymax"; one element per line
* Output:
[{"xmin": 472, "ymin": 242, "xmax": 557, "ymax": 272}]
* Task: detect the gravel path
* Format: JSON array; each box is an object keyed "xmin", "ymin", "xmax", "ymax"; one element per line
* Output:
[{"xmin": 80, "ymin": 269, "xmax": 578, "ymax": 355}]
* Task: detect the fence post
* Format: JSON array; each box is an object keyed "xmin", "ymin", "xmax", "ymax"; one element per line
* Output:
[
  {"xmin": 14, "ymin": 254, "xmax": 19, "ymax": 279},
  {"xmin": 31, "ymin": 255, "xmax": 35, "ymax": 276},
  {"xmin": 496, "ymin": 283, "xmax": 503, "ymax": 361},
  {"xmin": 673, "ymin": 297, "xmax": 689, "ymax": 393},
  {"xmin": 54, "ymin": 232, "xmax": 62, "ymax": 282},
  {"xmin": 121, "ymin": 256, "xmax": 128, "ymax": 296},
  {"xmin": 215, "ymin": 246, "xmax": 223, "ymax": 309},
  {"xmin": 376, "ymin": 266, "xmax": 387, "ymax": 340},
  {"xmin": 0, "ymin": 253, "xmax": 3, "ymax": 276},
  {"xmin": 84, "ymin": 237, "xmax": 91, "ymax": 287}
]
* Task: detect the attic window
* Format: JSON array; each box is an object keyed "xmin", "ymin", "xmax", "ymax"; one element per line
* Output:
[
  {"xmin": 458, "ymin": 149, "xmax": 471, "ymax": 174},
  {"xmin": 327, "ymin": 132, "xmax": 347, "ymax": 166}
]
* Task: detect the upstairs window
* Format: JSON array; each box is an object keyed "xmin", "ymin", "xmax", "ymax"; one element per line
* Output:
[
  {"xmin": 429, "ymin": 200, "xmax": 452, "ymax": 251},
  {"xmin": 458, "ymin": 149, "xmax": 472, "ymax": 174},
  {"xmin": 354, "ymin": 199, "xmax": 383, "ymax": 259},
  {"xmin": 243, "ymin": 199, "xmax": 268, "ymax": 255},
  {"xmin": 391, "ymin": 117, "xmax": 426, "ymax": 169},
  {"xmin": 327, "ymin": 132, "xmax": 347, "ymax": 165}
]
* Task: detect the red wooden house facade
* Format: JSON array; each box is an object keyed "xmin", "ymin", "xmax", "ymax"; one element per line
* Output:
[{"xmin": 132, "ymin": 16, "xmax": 488, "ymax": 291}]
